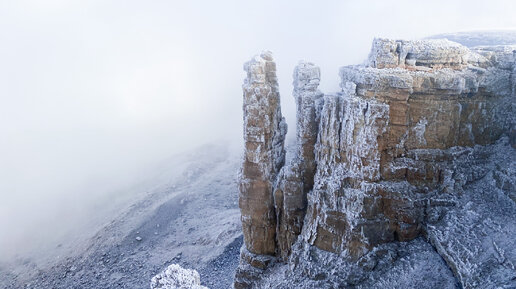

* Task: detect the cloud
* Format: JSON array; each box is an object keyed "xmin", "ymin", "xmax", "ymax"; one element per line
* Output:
[{"xmin": 1, "ymin": 0, "xmax": 515, "ymax": 262}]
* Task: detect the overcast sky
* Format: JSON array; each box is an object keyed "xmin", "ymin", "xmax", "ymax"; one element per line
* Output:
[{"xmin": 1, "ymin": 0, "xmax": 516, "ymax": 261}]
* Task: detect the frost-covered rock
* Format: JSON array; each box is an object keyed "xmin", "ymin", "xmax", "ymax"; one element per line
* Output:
[
  {"xmin": 292, "ymin": 61, "xmax": 323, "ymax": 192},
  {"xmin": 235, "ymin": 51, "xmax": 287, "ymax": 289},
  {"xmin": 367, "ymin": 38, "xmax": 471, "ymax": 69},
  {"xmin": 239, "ymin": 51, "xmax": 287, "ymax": 256},
  {"xmin": 236, "ymin": 37, "xmax": 516, "ymax": 288},
  {"xmin": 425, "ymin": 138, "xmax": 516, "ymax": 288},
  {"xmin": 150, "ymin": 264, "xmax": 207, "ymax": 289},
  {"xmin": 273, "ymin": 62, "xmax": 323, "ymax": 261}
]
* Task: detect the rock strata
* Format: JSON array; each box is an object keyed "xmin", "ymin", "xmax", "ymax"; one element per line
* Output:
[
  {"xmin": 274, "ymin": 62, "xmax": 323, "ymax": 261},
  {"xmin": 239, "ymin": 51, "xmax": 287, "ymax": 257},
  {"xmin": 236, "ymin": 38, "xmax": 515, "ymax": 288},
  {"xmin": 235, "ymin": 51, "xmax": 287, "ymax": 289}
]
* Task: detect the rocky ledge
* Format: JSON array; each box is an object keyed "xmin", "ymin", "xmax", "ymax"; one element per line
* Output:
[{"xmin": 235, "ymin": 38, "xmax": 516, "ymax": 288}]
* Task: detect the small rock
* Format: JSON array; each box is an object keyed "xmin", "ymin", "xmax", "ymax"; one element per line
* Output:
[{"xmin": 136, "ymin": 236, "xmax": 142, "ymax": 241}]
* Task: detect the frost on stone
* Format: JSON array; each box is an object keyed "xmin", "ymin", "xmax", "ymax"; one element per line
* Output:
[
  {"xmin": 256, "ymin": 238, "xmax": 457, "ymax": 289},
  {"xmin": 235, "ymin": 37, "xmax": 516, "ymax": 289},
  {"xmin": 303, "ymin": 91, "xmax": 391, "ymax": 257},
  {"xmin": 239, "ymin": 51, "xmax": 286, "ymax": 256},
  {"xmin": 236, "ymin": 51, "xmax": 287, "ymax": 288},
  {"xmin": 150, "ymin": 264, "xmax": 207, "ymax": 289},
  {"xmin": 274, "ymin": 61, "xmax": 323, "ymax": 261},
  {"xmin": 424, "ymin": 139, "xmax": 516, "ymax": 289},
  {"xmin": 367, "ymin": 38, "xmax": 472, "ymax": 69}
]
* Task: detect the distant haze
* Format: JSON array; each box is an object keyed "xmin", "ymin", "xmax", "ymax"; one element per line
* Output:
[{"xmin": 1, "ymin": 0, "xmax": 516, "ymax": 262}]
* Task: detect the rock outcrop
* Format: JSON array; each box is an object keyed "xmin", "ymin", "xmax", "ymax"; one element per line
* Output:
[
  {"xmin": 239, "ymin": 51, "xmax": 287, "ymax": 256},
  {"xmin": 151, "ymin": 264, "xmax": 207, "ymax": 289},
  {"xmin": 274, "ymin": 62, "xmax": 323, "ymax": 261},
  {"xmin": 235, "ymin": 51, "xmax": 287, "ymax": 288},
  {"xmin": 235, "ymin": 38, "xmax": 516, "ymax": 288}
]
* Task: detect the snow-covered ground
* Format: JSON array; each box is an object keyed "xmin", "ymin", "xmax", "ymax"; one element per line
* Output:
[{"xmin": 0, "ymin": 144, "xmax": 243, "ymax": 289}]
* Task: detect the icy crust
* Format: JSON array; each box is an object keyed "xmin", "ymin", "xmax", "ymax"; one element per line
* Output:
[
  {"xmin": 292, "ymin": 61, "xmax": 323, "ymax": 188},
  {"xmin": 340, "ymin": 62, "xmax": 514, "ymax": 152},
  {"xmin": 150, "ymin": 264, "xmax": 207, "ymax": 289},
  {"xmin": 354, "ymin": 239, "xmax": 458, "ymax": 289},
  {"xmin": 250, "ymin": 138, "xmax": 515, "ymax": 289},
  {"xmin": 314, "ymin": 93, "xmax": 389, "ymax": 181},
  {"xmin": 425, "ymin": 138, "xmax": 516, "ymax": 289},
  {"xmin": 367, "ymin": 38, "xmax": 471, "ymax": 69},
  {"xmin": 362, "ymin": 39, "xmax": 516, "ymax": 98},
  {"xmin": 300, "ymin": 92, "xmax": 391, "ymax": 256},
  {"xmin": 272, "ymin": 62, "xmax": 324, "ymax": 261},
  {"xmin": 471, "ymin": 45, "xmax": 516, "ymax": 70},
  {"xmin": 237, "ymin": 39, "xmax": 516, "ymax": 288},
  {"xmin": 254, "ymin": 238, "xmax": 457, "ymax": 289},
  {"xmin": 242, "ymin": 51, "xmax": 287, "ymax": 176},
  {"xmin": 340, "ymin": 64, "xmax": 513, "ymax": 98}
]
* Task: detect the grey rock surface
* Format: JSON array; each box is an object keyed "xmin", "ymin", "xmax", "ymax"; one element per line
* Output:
[{"xmin": 151, "ymin": 264, "xmax": 207, "ymax": 289}]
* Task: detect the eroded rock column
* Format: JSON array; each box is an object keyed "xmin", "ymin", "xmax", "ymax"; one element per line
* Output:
[
  {"xmin": 239, "ymin": 51, "xmax": 287, "ymax": 255},
  {"xmin": 293, "ymin": 62, "xmax": 323, "ymax": 192},
  {"xmin": 274, "ymin": 62, "xmax": 323, "ymax": 260}
]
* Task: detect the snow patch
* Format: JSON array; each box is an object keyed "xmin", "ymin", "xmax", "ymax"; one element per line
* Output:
[{"xmin": 150, "ymin": 264, "xmax": 208, "ymax": 289}]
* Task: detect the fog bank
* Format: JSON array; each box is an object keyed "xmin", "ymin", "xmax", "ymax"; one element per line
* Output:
[{"xmin": 1, "ymin": 0, "xmax": 516, "ymax": 262}]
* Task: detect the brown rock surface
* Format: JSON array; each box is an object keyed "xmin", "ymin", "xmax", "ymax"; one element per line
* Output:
[
  {"xmin": 235, "ymin": 38, "xmax": 515, "ymax": 288},
  {"xmin": 302, "ymin": 39, "xmax": 514, "ymax": 259},
  {"xmin": 239, "ymin": 51, "xmax": 287, "ymax": 256}
]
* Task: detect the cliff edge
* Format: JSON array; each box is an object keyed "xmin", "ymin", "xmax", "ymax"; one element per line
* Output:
[{"xmin": 235, "ymin": 38, "xmax": 516, "ymax": 288}]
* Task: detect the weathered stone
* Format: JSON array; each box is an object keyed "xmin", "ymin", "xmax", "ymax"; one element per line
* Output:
[
  {"xmin": 273, "ymin": 62, "xmax": 323, "ymax": 261},
  {"xmin": 235, "ymin": 52, "xmax": 287, "ymax": 288},
  {"xmin": 302, "ymin": 92, "xmax": 390, "ymax": 258},
  {"xmin": 292, "ymin": 61, "xmax": 323, "ymax": 193},
  {"xmin": 273, "ymin": 161, "xmax": 304, "ymax": 261},
  {"xmin": 235, "ymin": 38, "xmax": 516, "ymax": 288},
  {"xmin": 367, "ymin": 38, "xmax": 472, "ymax": 69},
  {"xmin": 239, "ymin": 51, "xmax": 287, "ymax": 257},
  {"xmin": 150, "ymin": 264, "xmax": 207, "ymax": 289}
]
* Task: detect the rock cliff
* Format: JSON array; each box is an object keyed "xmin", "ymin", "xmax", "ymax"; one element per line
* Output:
[{"xmin": 235, "ymin": 39, "xmax": 516, "ymax": 288}]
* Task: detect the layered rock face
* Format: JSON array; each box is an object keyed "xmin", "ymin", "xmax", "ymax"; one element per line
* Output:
[
  {"xmin": 304, "ymin": 39, "xmax": 514, "ymax": 258},
  {"xmin": 274, "ymin": 62, "xmax": 323, "ymax": 261},
  {"xmin": 239, "ymin": 51, "xmax": 287, "ymax": 256},
  {"xmin": 236, "ymin": 39, "xmax": 515, "ymax": 288},
  {"xmin": 235, "ymin": 52, "xmax": 287, "ymax": 289}
]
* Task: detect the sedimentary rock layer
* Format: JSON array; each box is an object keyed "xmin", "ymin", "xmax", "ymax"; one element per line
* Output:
[
  {"xmin": 236, "ymin": 38, "xmax": 516, "ymax": 288},
  {"xmin": 239, "ymin": 51, "xmax": 287, "ymax": 256},
  {"xmin": 273, "ymin": 62, "xmax": 323, "ymax": 261}
]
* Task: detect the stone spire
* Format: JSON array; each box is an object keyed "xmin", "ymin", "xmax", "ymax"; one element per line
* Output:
[
  {"xmin": 293, "ymin": 61, "xmax": 323, "ymax": 193},
  {"xmin": 239, "ymin": 51, "xmax": 287, "ymax": 256},
  {"xmin": 273, "ymin": 62, "xmax": 323, "ymax": 260}
]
